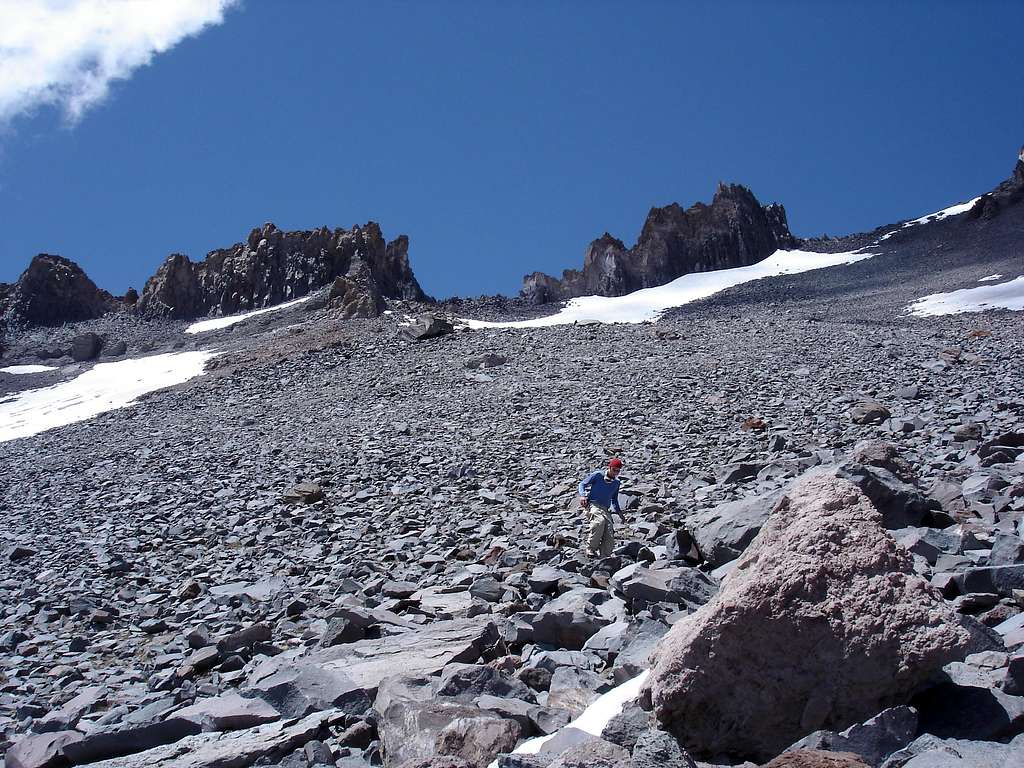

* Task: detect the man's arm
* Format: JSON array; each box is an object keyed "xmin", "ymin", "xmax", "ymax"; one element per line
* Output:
[
  {"xmin": 612, "ymin": 481, "xmax": 623, "ymax": 515},
  {"xmin": 578, "ymin": 471, "xmax": 600, "ymax": 498}
]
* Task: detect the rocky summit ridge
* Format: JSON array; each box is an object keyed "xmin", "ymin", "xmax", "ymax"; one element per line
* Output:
[
  {"xmin": 137, "ymin": 222, "xmax": 426, "ymax": 320},
  {"xmin": 0, "ymin": 221, "xmax": 426, "ymax": 334},
  {"xmin": 521, "ymin": 183, "xmax": 797, "ymax": 304}
]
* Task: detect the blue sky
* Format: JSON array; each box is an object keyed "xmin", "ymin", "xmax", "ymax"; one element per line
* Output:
[{"xmin": 1, "ymin": 1, "xmax": 1022, "ymax": 299}]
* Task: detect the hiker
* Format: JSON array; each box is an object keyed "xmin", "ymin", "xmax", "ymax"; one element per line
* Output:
[{"xmin": 579, "ymin": 458, "xmax": 624, "ymax": 557}]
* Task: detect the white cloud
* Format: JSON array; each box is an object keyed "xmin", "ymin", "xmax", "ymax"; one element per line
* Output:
[{"xmin": 0, "ymin": 0, "xmax": 238, "ymax": 124}]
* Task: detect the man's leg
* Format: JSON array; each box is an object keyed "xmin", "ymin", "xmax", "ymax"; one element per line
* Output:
[
  {"xmin": 600, "ymin": 510, "xmax": 615, "ymax": 557},
  {"xmin": 586, "ymin": 506, "xmax": 607, "ymax": 555}
]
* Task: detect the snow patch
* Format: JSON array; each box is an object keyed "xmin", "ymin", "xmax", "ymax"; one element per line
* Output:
[
  {"xmin": 879, "ymin": 197, "xmax": 981, "ymax": 240},
  {"xmin": 0, "ymin": 365, "xmax": 58, "ymax": 375},
  {"xmin": 463, "ymin": 248, "xmax": 875, "ymax": 328},
  {"xmin": 0, "ymin": 351, "xmax": 216, "ymax": 443},
  {"xmin": 185, "ymin": 296, "xmax": 313, "ymax": 334},
  {"xmin": 979, "ymin": 274, "xmax": 1004, "ymax": 282},
  {"xmin": 489, "ymin": 670, "xmax": 650, "ymax": 766},
  {"xmin": 907, "ymin": 276, "xmax": 1024, "ymax": 317}
]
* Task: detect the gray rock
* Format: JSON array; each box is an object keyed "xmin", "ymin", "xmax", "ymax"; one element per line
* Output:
[
  {"xmin": 378, "ymin": 698, "xmax": 502, "ymax": 767},
  {"xmin": 251, "ymin": 619, "xmax": 498, "ymax": 699},
  {"xmin": 951, "ymin": 565, "xmax": 1024, "ymax": 597},
  {"xmin": 547, "ymin": 737, "xmax": 631, "ymax": 768},
  {"xmin": 174, "ymin": 693, "xmax": 281, "ymax": 731},
  {"xmin": 911, "ymin": 682, "xmax": 1024, "ymax": 742},
  {"xmin": 70, "ymin": 331, "xmax": 103, "ymax": 361},
  {"xmin": 405, "ymin": 314, "xmax": 454, "ymax": 341},
  {"xmin": 77, "ymin": 709, "xmax": 333, "ymax": 768},
  {"xmin": 4, "ymin": 730, "xmax": 85, "ymax": 768},
  {"xmin": 610, "ymin": 565, "xmax": 717, "ymax": 608},
  {"xmin": 242, "ymin": 653, "xmax": 370, "ymax": 718},
  {"xmin": 686, "ymin": 490, "xmax": 783, "ymax": 567},
  {"xmin": 436, "ymin": 715, "xmax": 522, "ymax": 767},
  {"xmin": 882, "ymin": 732, "xmax": 1024, "ymax": 768},
  {"xmin": 630, "ymin": 730, "xmax": 696, "ymax": 768},
  {"xmin": 788, "ymin": 706, "xmax": 918, "ymax": 767},
  {"xmin": 530, "ymin": 589, "xmax": 612, "ymax": 650},
  {"xmin": 599, "ymin": 700, "xmax": 651, "ymax": 750}
]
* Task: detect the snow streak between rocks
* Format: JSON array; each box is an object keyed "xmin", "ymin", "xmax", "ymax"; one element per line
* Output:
[{"xmin": 185, "ymin": 296, "xmax": 313, "ymax": 334}]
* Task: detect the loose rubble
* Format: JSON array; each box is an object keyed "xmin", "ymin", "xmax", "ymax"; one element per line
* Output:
[{"xmin": 2, "ymin": 178, "xmax": 1024, "ymax": 768}]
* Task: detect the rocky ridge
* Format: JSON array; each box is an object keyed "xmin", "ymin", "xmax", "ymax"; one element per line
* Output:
[
  {"xmin": 0, "ymin": 222, "xmax": 426, "ymax": 338},
  {"xmin": 521, "ymin": 183, "xmax": 796, "ymax": 304},
  {"xmin": 137, "ymin": 222, "xmax": 426, "ymax": 320}
]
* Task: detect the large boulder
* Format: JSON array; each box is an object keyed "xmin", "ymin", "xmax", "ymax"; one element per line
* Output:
[{"xmin": 642, "ymin": 472, "xmax": 974, "ymax": 762}]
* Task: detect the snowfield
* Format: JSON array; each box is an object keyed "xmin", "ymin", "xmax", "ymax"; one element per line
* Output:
[
  {"xmin": 0, "ymin": 364, "xmax": 58, "ymax": 375},
  {"xmin": 878, "ymin": 197, "xmax": 982, "ymax": 240},
  {"xmin": 463, "ymin": 248, "xmax": 876, "ymax": 328},
  {"xmin": 185, "ymin": 296, "xmax": 313, "ymax": 334},
  {"xmin": 907, "ymin": 275, "xmax": 1024, "ymax": 317},
  {"xmin": 0, "ymin": 351, "xmax": 216, "ymax": 443}
]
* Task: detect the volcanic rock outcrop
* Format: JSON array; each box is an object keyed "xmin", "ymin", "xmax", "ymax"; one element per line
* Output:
[
  {"xmin": 642, "ymin": 472, "xmax": 975, "ymax": 762},
  {"xmin": 521, "ymin": 183, "xmax": 796, "ymax": 303},
  {"xmin": 0, "ymin": 254, "xmax": 112, "ymax": 329},
  {"xmin": 138, "ymin": 222, "xmax": 426, "ymax": 319}
]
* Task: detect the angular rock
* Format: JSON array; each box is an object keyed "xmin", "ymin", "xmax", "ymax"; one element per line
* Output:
[
  {"xmin": 138, "ymin": 222, "xmax": 424, "ymax": 319},
  {"xmin": 242, "ymin": 654, "xmax": 370, "ymax": 718},
  {"xmin": 530, "ymin": 589, "xmax": 612, "ymax": 650},
  {"xmin": 5, "ymin": 730, "xmax": 85, "ymax": 768},
  {"xmin": 610, "ymin": 565, "xmax": 717, "ymax": 608},
  {"xmin": 520, "ymin": 184, "xmax": 795, "ymax": 303},
  {"xmin": 435, "ymin": 715, "xmax": 521, "ymax": 767},
  {"xmin": 630, "ymin": 730, "xmax": 696, "ymax": 768},
  {"xmin": 175, "ymin": 692, "xmax": 281, "ymax": 731},
  {"xmin": 70, "ymin": 332, "xmax": 103, "ymax": 362},
  {"xmin": 78, "ymin": 709, "xmax": 332, "ymax": 768},
  {"xmin": 250, "ymin": 619, "xmax": 498, "ymax": 699},
  {"xmin": 378, "ymin": 698, "xmax": 502, "ymax": 768},
  {"xmin": 686, "ymin": 490, "xmax": 783, "ymax": 567},
  {"xmin": 404, "ymin": 314, "xmax": 453, "ymax": 341},
  {"xmin": 2, "ymin": 254, "xmax": 111, "ymax": 328},
  {"xmin": 546, "ymin": 737, "xmax": 631, "ymax": 768},
  {"xmin": 787, "ymin": 706, "xmax": 918, "ymax": 767},
  {"xmin": 910, "ymin": 681, "xmax": 1024, "ymax": 742}
]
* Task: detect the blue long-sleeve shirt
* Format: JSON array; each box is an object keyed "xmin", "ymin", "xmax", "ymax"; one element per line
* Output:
[{"xmin": 579, "ymin": 470, "xmax": 622, "ymax": 512}]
